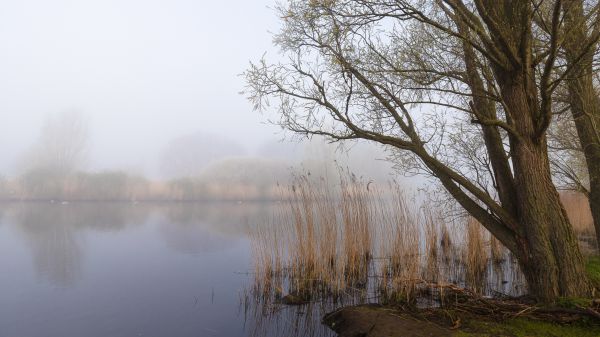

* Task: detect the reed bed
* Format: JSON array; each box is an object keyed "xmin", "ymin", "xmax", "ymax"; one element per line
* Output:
[
  {"xmin": 561, "ymin": 192, "xmax": 595, "ymax": 236},
  {"xmin": 376, "ymin": 184, "xmax": 422, "ymax": 304},
  {"xmin": 249, "ymin": 173, "xmax": 595, "ymax": 308},
  {"xmin": 465, "ymin": 217, "xmax": 488, "ymax": 294}
]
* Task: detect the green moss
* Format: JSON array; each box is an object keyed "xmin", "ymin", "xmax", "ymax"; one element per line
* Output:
[
  {"xmin": 506, "ymin": 319, "xmax": 600, "ymax": 337},
  {"xmin": 556, "ymin": 297, "xmax": 592, "ymax": 308},
  {"xmin": 453, "ymin": 319, "xmax": 505, "ymax": 336},
  {"xmin": 586, "ymin": 256, "xmax": 600, "ymax": 289},
  {"xmin": 454, "ymin": 317, "xmax": 600, "ymax": 337}
]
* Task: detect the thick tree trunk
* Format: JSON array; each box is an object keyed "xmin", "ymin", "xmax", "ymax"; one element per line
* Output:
[
  {"xmin": 497, "ymin": 72, "xmax": 592, "ymax": 301},
  {"xmin": 567, "ymin": 75, "xmax": 600, "ymax": 250},
  {"xmin": 592, "ymin": 183, "xmax": 600, "ymax": 250},
  {"xmin": 511, "ymin": 140, "xmax": 592, "ymax": 299},
  {"xmin": 563, "ymin": 0, "xmax": 600, "ymax": 250}
]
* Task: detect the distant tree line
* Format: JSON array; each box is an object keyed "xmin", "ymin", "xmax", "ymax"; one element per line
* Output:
[{"xmin": 1, "ymin": 159, "xmax": 292, "ymax": 202}]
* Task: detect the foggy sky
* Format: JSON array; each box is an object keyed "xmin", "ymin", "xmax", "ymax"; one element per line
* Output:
[{"xmin": 0, "ymin": 0, "xmax": 283, "ymax": 176}]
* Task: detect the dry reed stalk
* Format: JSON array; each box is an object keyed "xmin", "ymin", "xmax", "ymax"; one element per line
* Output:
[
  {"xmin": 440, "ymin": 222, "xmax": 452, "ymax": 261},
  {"xmin": 561, "ymin": 192, "xmax": 594, "ymax": 236},
  {"xmin": 490, "ymin": 235, "xmax": 504, "ymax": 264},
  {"xmin": 339, "ymin": 173, "xmax": 372, "ymax": 285},
  {"xmin": 465, "ymin": 217, "xmax": 488, "ymax": 294},
  {"xmin": 310, "ymin": 175, "xmax": 343, "ymax": 293},
  {"xmin": 249, "ymin": 217, "xmax": 286, "ymax": 300},
  {"xmin": 249, "ymin": 171, "xmax": 378, "ymax": 301},
  {"xmin": 376, "ymin": 184, "xmax": 422, "ymax": 304},
  {"xmin": 287, "ymin": 175, "xmax": 319, "ymax": 282},
  {"xmin": 248, "ymin": 173, "xmax": 528, "ymax": 307},
  {"xmin": 422, "ymin": 208, "xmax": 439, "ymax": 282}
]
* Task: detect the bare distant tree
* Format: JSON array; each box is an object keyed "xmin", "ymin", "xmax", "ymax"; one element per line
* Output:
[
  {"xmin": 21, "ymin": 110, "xmax": 89, "ymax": 174},
  {"xmin": 245, "ymin": 0, "xmax": 600, "ymax": 300}
]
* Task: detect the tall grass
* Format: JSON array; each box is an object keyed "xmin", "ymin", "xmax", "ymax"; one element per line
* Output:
[
  {"xmin": 339, "ymin": 173, "xmax": 372, "ymax": 283},
  {"xmin": 562, "ymin": 192, "xmax": 595, "ymax": 236},
  {"xmin": 376, "ymin": 185, "xmax": 422, "ymax": 303},
  {"xmin": 465, "ymin": 217, "xmax": 488, "ymax": 294},
  {"xmin": 249, "ymin": 174, "xmax": 596, "ymax": 307}
]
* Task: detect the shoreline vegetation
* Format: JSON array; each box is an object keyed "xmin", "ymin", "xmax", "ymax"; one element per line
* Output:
[{"xmin": 247, "ymin": 172, "xmax": 600, "ymax": 336}]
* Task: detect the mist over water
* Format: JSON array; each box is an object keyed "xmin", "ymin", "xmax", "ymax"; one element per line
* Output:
[{"xmin": 0, "ymin": 2, "xmax": 417, "ymax": 337}]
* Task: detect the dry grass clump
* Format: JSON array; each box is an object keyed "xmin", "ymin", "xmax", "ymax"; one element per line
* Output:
[
  {"xmin": 288, "ymin": 175, "xmax": 318, "ymax": 281},
  {"xmin": 561, "ymin": 192, "xmax": 595, "ymax": 237},
  {"xmin": 250, "ymin": 171, "xmax": 376, "ymax": 301},
  {"xmin": 249, "ymin": 173, "xmax": 526, "ymax": 307},
  {"xmin": 377, "ymin": 185, "xmax": 422, "ymax": 304},
  {"xmin": 464, "ymin": 217, "xmax": 488, "ymax": 294},
  {"xmin": 339, "ymin": 173, "xmax": 372, "ymax": 283},
  {"xmin": 559, "ymin": 192, "xmax": 597, "ymax": 254},
  {"xmin": 423, "ymin": 209, "xmax": 440, "ymax": 282},
  {"xmin": 490, "ymin": 236, "xmax": 505, "ymax": 264},
  {"xmin": 312, "ymin": 177, "xmax": 339, "ymax": 287},
  {"xmin": 440, "ymin": 222, "xmax": 452, "ymax": 261},
  {"xmin": 249, "ymin": 216, "xmax": 285, "ymax": 300}
]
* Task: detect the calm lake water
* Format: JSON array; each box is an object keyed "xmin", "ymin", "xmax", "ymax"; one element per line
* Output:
[{"xmin": 0, "ymin": 202, "xmax": 334, "ymax": 337}]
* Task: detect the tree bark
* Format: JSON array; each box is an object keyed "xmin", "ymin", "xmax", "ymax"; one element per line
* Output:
[
  {"xmin": 496, "ymin": 70, "xmax": 592, "ymax": 300},
  {"xmin": 512, "ymin": 138, "xmax": 591, "ymax": 299},
  {"xmin": 563, "ymin": 0, "xmax": 600, "ymax": 251}
]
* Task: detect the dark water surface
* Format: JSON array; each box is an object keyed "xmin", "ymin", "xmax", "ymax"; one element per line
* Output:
[{"xmin": 0, "ymin": 202, "xmax": 329, "ymax": 337}]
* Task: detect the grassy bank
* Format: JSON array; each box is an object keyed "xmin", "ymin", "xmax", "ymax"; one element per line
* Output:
[{"xmin": 456, "ymin": 317, "xmax": 600, "ymax": 337}]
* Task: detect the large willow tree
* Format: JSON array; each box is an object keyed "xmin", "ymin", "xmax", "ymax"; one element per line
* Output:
[{"xmin": 245, "ymin": 0, "xmax": 600, "ymax": 301}]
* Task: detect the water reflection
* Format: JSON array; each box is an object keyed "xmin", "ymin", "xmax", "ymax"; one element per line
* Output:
[
  {"xmin": 0, "ymin": 201, "xmax": 312, "ymax": 337},
  {"xmin": 158, "ymin": 221, "xmax": 236, "ymax": 255},
  {"xmin": 2, "ymin": 202, "xmax": 276, "ymax": 288},
  {"xmin": 242, "ymin": 300, "xmax": 335, "ymax": 337},
  {"xmin": 9, "ymin": 203, "xmax": 150, "ymax": 287},
  {"xmin": 162, "ymin": 202, "xmax": 272, "ymax": 235},
  {"xmin": 157, "ymin": 202, "xmax": 272, "ymax": 255}
]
